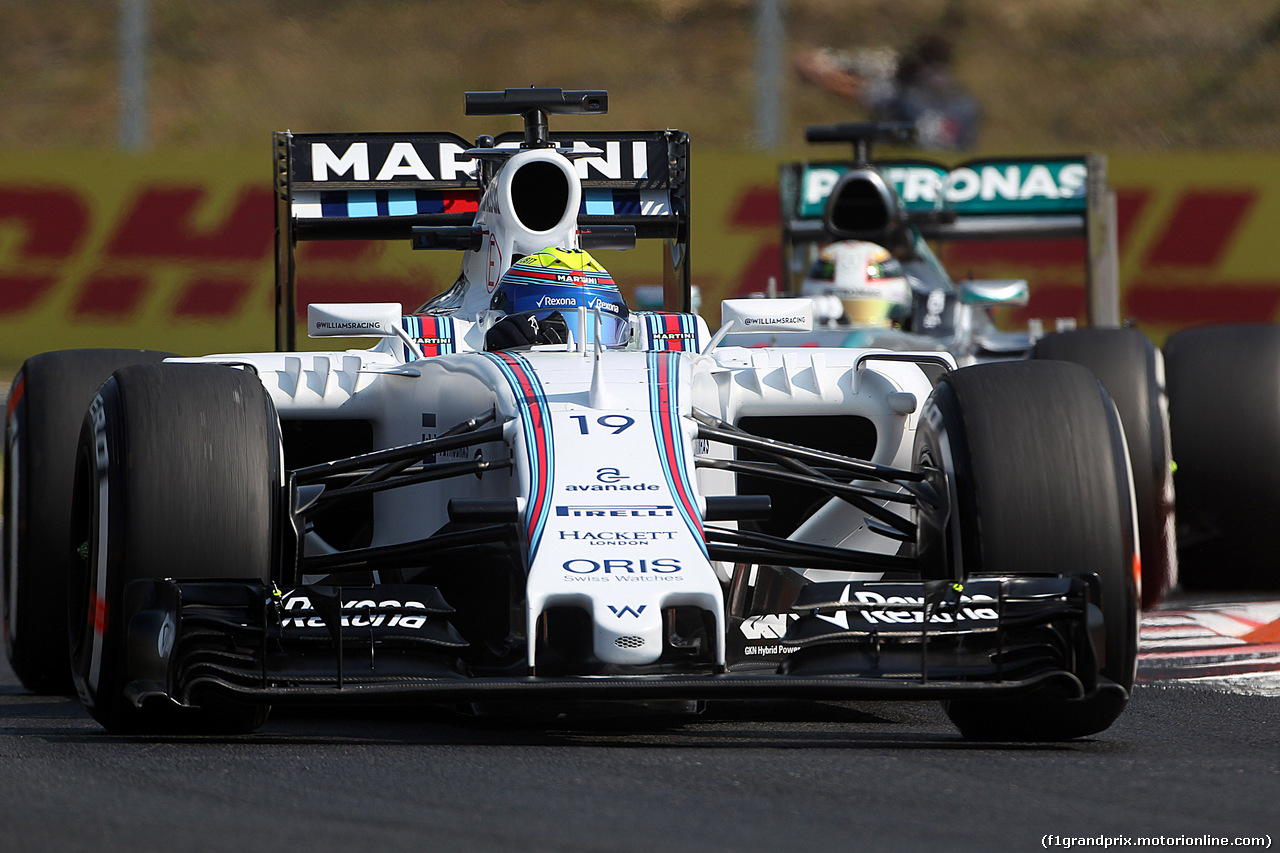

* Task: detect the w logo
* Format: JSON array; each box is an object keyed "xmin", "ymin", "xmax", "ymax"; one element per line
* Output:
[{"xmin": 607, "ymin": 605, "xmax": 646, "ymax": 618}]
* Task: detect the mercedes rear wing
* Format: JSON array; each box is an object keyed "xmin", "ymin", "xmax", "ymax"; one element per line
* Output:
[
  {"xmin": 273, "ymin": 124, "xmax": 690, "ymax": 350},
  {"xmin": 779, "ymin": 146, "xmax": 1120, "ymax": 327}
]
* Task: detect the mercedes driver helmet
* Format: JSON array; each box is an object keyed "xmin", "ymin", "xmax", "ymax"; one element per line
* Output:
[
  {"xmin": 801, "ymin": 240, "xmax": 911, "ymax": 327},
  {"xmin": 489, "ymin": 247, "xmax": 629, "ymax": 347}
]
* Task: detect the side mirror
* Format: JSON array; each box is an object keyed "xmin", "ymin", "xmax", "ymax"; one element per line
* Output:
[
  {"xmin": 720, "ymin": 298, "xmax": 814, "ymax": 332},
  {"xmin": 308, "ymin": 303, "xmax": 404, "ymax": 338},
  {"xmin": 958, "ymin": 279, "xmax": 1029, "ymax": 308}
]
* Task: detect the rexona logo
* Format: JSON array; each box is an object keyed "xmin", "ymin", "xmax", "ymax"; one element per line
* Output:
[
  {"xmin": 556, "ymin": 505, "xmax": 675, "ymax": 517},
  {"xmin": 280, "ymin": 595, "xmax": 431, "ymax": 630},
  {"xmin": 535, "ymin": 293, "xmax": 622, "ymax": 313},
  {"xmin": 816, "ymin": 590, "xmax": 1000, "ymax": 628},
  {"xmin": 563, "ymin": 558, "xmax": 682, "ymax": 574}
]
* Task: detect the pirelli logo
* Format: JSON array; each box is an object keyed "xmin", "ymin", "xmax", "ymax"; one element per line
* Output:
[{"xmin": 555, "ymin": 505, "xmax": 675, "ymax": 517}]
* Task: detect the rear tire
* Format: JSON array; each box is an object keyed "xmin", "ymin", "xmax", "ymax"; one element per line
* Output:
[
  {"xmin": 1033, "ymin": 328, "xmax": 1176, "ymax": 607},
  {"xmin": 1164, "ymin": 323, "xmax": 1280, "ymax": 591},
  {"xmin": 4, "ymin": 349, "xmax": 175, "ymax": 694},
  {"xmin": 914, "ymin": 361, "xmax": 1140, "ymax": 740},
  {"xmin": 68, "ymin": 363, "xmax": 282, "ymax": 733}
]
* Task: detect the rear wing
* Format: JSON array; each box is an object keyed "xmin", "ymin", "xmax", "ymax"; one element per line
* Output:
[
  {"xmin": 272, "ymin": 128, "xmax": 690, "ymax": 350},
  {"xmin": 779, "ymin": 154, "xmax": 1120, "ymax": 326}
]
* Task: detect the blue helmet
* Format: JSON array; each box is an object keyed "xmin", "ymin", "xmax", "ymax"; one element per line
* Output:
[{"xmin": 490, "ymin": 248, "xmax": 629, "ymax": 348}]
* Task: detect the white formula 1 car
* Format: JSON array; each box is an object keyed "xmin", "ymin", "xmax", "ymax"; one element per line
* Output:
[{"xmin": 4, "ymin": 89, "xmax": 1139, "ymax": 739}]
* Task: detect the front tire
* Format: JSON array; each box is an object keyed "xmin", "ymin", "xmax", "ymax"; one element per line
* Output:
[
  {"xmin": 4, "ymin": 349, "xmax": 174, "ymax": 694},
  {"xmin": 914, "ymin": 361, "xmax": 1140, "ymax": 740},
  {"xmin": 69, "ymin": 363, "xmax": 282, "ymax": 733}
]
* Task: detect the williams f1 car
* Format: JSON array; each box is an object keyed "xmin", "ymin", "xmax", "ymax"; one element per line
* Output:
[{"xmin": 4, "ymin": 89, "xmax": 1139, "ymax": 739}]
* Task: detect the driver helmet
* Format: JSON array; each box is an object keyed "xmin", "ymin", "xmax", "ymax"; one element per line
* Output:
[
  {"xmin": 801, "ymin": 240, "xmax": 911, "ymax": 326},
  {"xmin": 490, "ymin": 247, "xmax": 629, "ymax": 347}
]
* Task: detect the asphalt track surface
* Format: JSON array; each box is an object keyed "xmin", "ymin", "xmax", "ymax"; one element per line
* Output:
[{"xmin": 1, "ymin": 594, "xmax": 1276, "ymax": 853}]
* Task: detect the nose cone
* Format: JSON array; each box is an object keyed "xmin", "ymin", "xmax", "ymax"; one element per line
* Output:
[{"xmin": 593, "ymin": 600, "xmax": 664, "ymax": 665}]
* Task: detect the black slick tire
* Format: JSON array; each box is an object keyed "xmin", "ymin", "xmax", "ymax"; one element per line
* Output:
[
  {"xmin": 68, "ymin": 363, "xmax": 281, "ymax": 733},
  {"xmin": 3, "ymin": 349, "xmax": 175, "ymax": 694},
  {"xmin": 914, "ymin": 360, "xmax": 1140, "ymax": 741},
  {"xmin": 1164, "ymin": 323, "xmax": 1280, "ymax": 590},
  {"xmin": 1033, "ymin": 328, "xmax": 1176, "ymax": 608}
]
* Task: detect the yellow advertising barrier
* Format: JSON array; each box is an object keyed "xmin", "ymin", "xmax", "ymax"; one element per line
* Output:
[
  {"xmin": 1108, "ymin": 153, "xmax": 1280, "ymax": 339},
  {"xmin": 2, "ymin": 148, "xmax": 1280, "ymax": 365}
]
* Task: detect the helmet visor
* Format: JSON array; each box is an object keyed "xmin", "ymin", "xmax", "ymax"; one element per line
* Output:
[{"xmin": 507, "ymin": 308, "xmax": 630, "ymax": 348}]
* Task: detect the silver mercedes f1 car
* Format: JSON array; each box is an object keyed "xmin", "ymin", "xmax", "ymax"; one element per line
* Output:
[
  {"xmin": 4, "ymin": 88, "xmax": 1139, "ymax": 740},
  {"xmin": 737, "ymin": 122, "xmax": 1175, "ymax": 609}
]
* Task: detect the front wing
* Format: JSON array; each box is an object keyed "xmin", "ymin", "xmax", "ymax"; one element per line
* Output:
[{"xmin": 116, "ymin": 574, "xmax": 1124, "ymax": 710}]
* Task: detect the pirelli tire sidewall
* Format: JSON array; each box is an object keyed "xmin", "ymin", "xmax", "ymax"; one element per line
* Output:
[
  {"xmin": 69, "ymin": 374, "xmax": 131, "ymax": 726},
  {"xmin": 69, "ymin": 364, "xmax": 284, "ymax": 732}
]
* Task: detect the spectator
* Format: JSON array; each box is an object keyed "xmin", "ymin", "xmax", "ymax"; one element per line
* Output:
[{"xmin": 795, "ymin": 34, "xmax": 982, "ymax": 151}]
